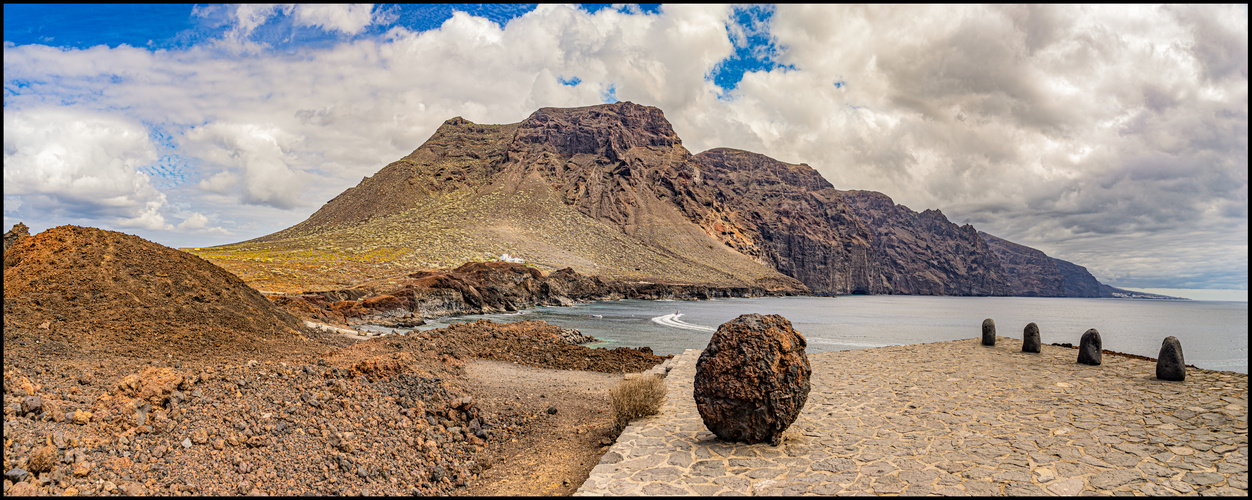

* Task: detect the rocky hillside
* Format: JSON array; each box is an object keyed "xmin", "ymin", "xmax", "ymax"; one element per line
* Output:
[
  {"xmin": 978, "ymin": 231, "xmax": 1067, "ymax": 296},
  {"xmin": 3, "ymin": 225, "xmax": 309, "ymax": 360},
  {"xmin": 191, "ymin": 102, "xmax": 1120, "ymax": 297}
]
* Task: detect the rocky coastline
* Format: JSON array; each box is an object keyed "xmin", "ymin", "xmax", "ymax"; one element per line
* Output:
[{"xmin": 266, "ymin": 260, "xmax": 801, "ymax": 328}]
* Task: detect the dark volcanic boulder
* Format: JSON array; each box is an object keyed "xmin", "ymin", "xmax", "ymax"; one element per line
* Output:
[
  {"xmin": 981, "ymin": 318, "xmax": 996, "ymax": 346},
  {"xmin": 1022, "ymin": 323, "xmax": 1041, "ymax": 353},
  {"xmin": 693, "ymin": 314, "xmax": 811, "ymax": 445},
  {"xmin": 1156, "ymin": 336, "xmax": 1185, "ymax": 381},
  {"xmin": 1077, "ymin": 329, "xmax": 1102, "ymax": 365}
]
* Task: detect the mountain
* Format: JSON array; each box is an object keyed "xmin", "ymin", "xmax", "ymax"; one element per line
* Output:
[
  {"xmin": 977, "ymin": 231, "xmax": 1184, "ymax": 299},
  {"xmin": 841, "ymin": 191, "xmax": 1010, "ymax": 295},
  {"xmin": 190, "ymin": 101, "xmax": 1123, "ymax": 298}
]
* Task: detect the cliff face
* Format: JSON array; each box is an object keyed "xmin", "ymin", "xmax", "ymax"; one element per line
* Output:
[
  {"xmin": 690, "ymin": 149, "xmax": 880, "ymax": 294},
  {"xmin": 979, "ymin": 232, "xmax": 1066, "ymax": 296},
  {"xmin": 197, "ymin": 101, "xmax": 1115, "ymax": 298},
  {"xmin": 841, "ymin": 191, "xmax": 1011, "ymax": 295},
  {"xmin": 979, "ymin": 231, "xmax": 1111, "ymax": 298},
  {"xmin": 1054, "ymin": 258, "xmax": 1108, "ymax": 298}
]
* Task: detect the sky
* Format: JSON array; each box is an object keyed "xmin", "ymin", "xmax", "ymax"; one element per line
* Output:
[{"xmin": 3, "ymin": 4, "xmax": 1247, "ymax": 300}]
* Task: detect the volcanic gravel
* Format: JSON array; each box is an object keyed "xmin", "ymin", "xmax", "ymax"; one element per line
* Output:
[{"xmin": 3, "ymin": 225, "xmax": 668, "ymax": 495}]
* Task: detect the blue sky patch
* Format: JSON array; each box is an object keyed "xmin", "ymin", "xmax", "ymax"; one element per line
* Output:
[
  {"xmin": 708, "ymin": 5, "xmax": 795, "ymax": 94},
  {"xmin": 580, "ymin": 4, "xmax": 661, "ymax": 16},
  {"xmin": 3, "ymin": 4, "xmax": 541, "ymax": 52}
]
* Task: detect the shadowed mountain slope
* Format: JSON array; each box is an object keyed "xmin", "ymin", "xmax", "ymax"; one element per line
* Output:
[{"xmin": 841, "ymin": 191, "xmax": 1011, "ymax": 296}]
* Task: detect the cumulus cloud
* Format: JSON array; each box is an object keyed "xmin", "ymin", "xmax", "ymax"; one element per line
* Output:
[
  {"xmin": 2, "ymin": 5, "xmax": 1245, "ymax": 289},
  {"xmin": 183, "ymin": 122, "xmax": 308, "ymax": 209},
  {"xmin": 176, "ymin": 212, "xmax": 209, "ymax": 230},
  {"xmin": 3, "ymin": 107, "xmax": 172, "ymax": 230},
  {"xmin": 231, "ymin": 4, "xmax": 287, "ymax": 36},
  {"xmin": 293, "ymin": 4, "xmax": 377, "ymax": 35}
]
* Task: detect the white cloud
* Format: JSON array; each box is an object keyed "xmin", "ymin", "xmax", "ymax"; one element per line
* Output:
[
  {"xmin": 293, "ymin": 4, "xmax": 376, "ymax": 35},
  {"xmin": 232, "ymin": 4, "xmax": 288, "ymax": 37},
  {"xmin": 3, "ymin": 107, "xmax": 172, "ymax": 230},
  {"xmin": 182, "ymin": 122, "xmax": 308, "ymax": 209},
  {"xmin": 177, "ymin": 212, "xmax": 209, "ymax": 230},
  {"xmin": 665, "ymin": 5, "xmax": 1247, "ymax": 288}
]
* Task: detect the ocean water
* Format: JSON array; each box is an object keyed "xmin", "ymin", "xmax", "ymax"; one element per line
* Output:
[{"xmin": 381, "ymin": 296, "xmax": 1248, "ymax": 374}]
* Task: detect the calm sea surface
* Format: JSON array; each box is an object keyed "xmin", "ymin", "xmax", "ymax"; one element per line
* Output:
[{"xmin": 369, "ymin": 296, "xmax": 1248, "ymax": 374}]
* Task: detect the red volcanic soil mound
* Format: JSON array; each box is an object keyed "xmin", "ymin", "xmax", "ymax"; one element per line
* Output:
[{"xmin": 3, "ymin": 225, "xmax": 310, "ymax": 361}]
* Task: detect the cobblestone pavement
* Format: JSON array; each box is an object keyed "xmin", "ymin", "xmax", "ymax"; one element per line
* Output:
[{"xmin": 576, "ymin": 336, "xmax": 1248, "ymax": 496}]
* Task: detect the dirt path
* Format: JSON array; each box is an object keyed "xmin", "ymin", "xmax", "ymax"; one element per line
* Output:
[{"xmin": 459, "ymin": 359, "xmax": 624, "ymax": 496}]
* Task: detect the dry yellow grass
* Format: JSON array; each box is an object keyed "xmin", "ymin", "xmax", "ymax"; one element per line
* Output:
[{"xmin": 611, "ymin": 374, "xmax": 666, "ymax": 431}]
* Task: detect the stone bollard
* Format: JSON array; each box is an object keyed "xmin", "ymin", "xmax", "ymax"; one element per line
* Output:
[
  {"xmin": 1156, "ymin": 336, "xmax": 1186, "ymax": 381},
  {"xmin": 694, "ymin": 314, "xmax": 811, "ymax": 446},
  {"xmin": 1022, "ymin": 323, "xmax": 1041, "ymax": 353},
  {"xmin": 1077, "ymin": 329, "xmax": 1102, "ymax": 365},
  {"xmin": 981, "ymin": 318, "xmax": 996, "ymax": 346}
]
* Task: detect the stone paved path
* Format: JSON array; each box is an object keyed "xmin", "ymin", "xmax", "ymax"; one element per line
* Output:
[{"xmin": 576, "ymin": 337, "xmax": 1248, "ymax": 496}]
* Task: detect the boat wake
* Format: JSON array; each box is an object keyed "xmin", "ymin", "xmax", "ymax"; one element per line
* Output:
[{"xmin": 651, "ymin": 313, "xmax": 716, "ymax": 332}]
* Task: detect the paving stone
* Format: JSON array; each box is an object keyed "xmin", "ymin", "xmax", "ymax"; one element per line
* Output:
[
  {"xmin": 744, "ymin": 467, "xmax": 785, "ymax": 479},
  {"xmin": 1004, "ymin": 482, "xmax": 1048, "ymax": 496},
  {"xmin": 963, "ymin": 481, "xmax": 1001, "ymax": 495},
  {"xmin": 811, "ymin": 482, "xmax": 842, "ymax": 495},
  {"xmin": 1090, "ymin": 469, "xmax": 1146, "ymax": 489},
  {"xmin": 1048, "ymin": 477, "xmax": 1086, "ymax": 496},
  {"xmin": 1184, "ymin": 472, "xmax": 1226, "ymax": 486},
  {"xmin": 574, "ymin": 343, "xmax": 1249, "ymax": 497},
  {"xmin": 640, "ymin": 482, "xmax": 687, "ymax": 495}
]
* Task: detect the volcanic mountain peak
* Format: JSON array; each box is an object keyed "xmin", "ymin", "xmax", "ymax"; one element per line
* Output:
[
  {"xmin": 192, "ymin": 102, "xmax": 1118, "ymax": 298},
  {"xmin": 513, "ymin": 102, "xmax": 682, "ymax": 161},
  {"xmin": 196, "ymin": 102, "xmax": 805, "ymax": 293}
]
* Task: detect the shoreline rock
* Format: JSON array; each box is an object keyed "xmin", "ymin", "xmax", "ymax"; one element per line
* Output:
[{"xmin": 268, "ymin": 261, "xmax": 799, "ymax": 326}]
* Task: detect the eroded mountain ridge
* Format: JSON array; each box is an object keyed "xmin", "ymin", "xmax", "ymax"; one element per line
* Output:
[{"xmin": 195, "ymin": 101, "xmax": 1121, "ymax": 297}]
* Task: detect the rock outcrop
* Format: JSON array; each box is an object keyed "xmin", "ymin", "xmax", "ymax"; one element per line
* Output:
[
  {"xmin": 979, "ymin": 232, "xmax": 1066, "ymax": 296},
  {"xmin": 3, "ymin": 222, "xmax": 30, "ymax": 254},
  {"xmin": 979, "ymin": 232, "xmax": 1127, "ymax": 298},
  {"xmin": 1053, "ymin": 258, "xmax": 1107, "ymax": 298},
  {"xmin": 271, "ymin": 261, "xmax": 793, "ymax": 325},
  {"xmin": 690, "ymin": 149, "xmax": 879, "ymax": 295},
  {"xmin": 693, "ymin": 314, "xmax": 811, "ymax": 446}
]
